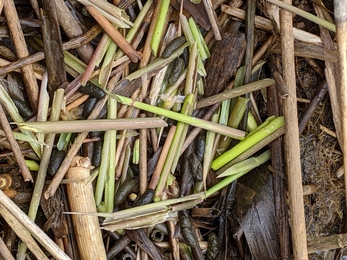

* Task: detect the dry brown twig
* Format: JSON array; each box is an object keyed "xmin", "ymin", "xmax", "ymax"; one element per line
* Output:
[
  {"xmin": 3, "ymin": 0, "xmax": 39, "ymax": 112},
  {"xmin": 279, "ymin": 0, "xmax": 308, "ymax": 258}
]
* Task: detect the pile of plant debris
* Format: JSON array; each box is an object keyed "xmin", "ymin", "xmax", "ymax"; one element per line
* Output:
[{"xmin": 0, "ymin": 0, "xmax": 344, "ymax": 259}]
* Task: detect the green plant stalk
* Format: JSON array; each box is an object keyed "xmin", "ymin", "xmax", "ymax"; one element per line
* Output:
[
  {"xmin": 21, "ymin": 90, "xmax": 64, "ymax": 257},
  {"xmin": 95, "ymin": 132, "xmax": 111, "ymax": 207},
  {"xmin": 180, "ymin": 13, "xmax": 207, "ymax": 76},
  {"xmin": 150, "ymin": 0, "xmax": 170, "ymax": 57},
  {"xmin": 205, "ymin": 171, "xmax": 247, "ymax": 198},
  {"xmin": 170, "ymin": 94, "xmax": 195, "ymax": 174},
  {"xmin": 216, "ymin": 126, "xmax": 285, "ymax": 175},
  {"xmin": 56, "ymin": 133, "xmax": 72, "ymax": 151},
  {"xmin": 211, "ymin": 116, "xmax": 284, "ymax": 170},
  {"xmin": 0, "ymin": 84, "xmax": 42, "ymax": 158},
  {"xmin": 188, "ymin": 17, "xmax": 210, "ymax": 60},
  {"xmin": 64, "ymin": 51, "xmax": 101, "ymax": 87},
  {"xmin": 184, "ymin": 42, "xmax": 198, "ymax": 95},
  {"xmin": 246, "ymin": 115, "xmax": 276, "ymax": 137},
  {"xmin": 265, "ymin": 0, "xmax": 335, "ymax": 32},
  {"xmin": 217, "ymin": 149, "xmax": 271, "ymax": 178},
  {"xmin": 201, "ymin": 109, "xmax": 220, "ymax": 192},
  {"xmin": 247, "ymin": 112, "xmax": 258, "ymax": 132},
  {"xmin": 96, "ymin": 34, "xmax": 112, "ymax": 66},
  {"xmin": 36, "ymin": 72, "xmax": 49, "ymax": 145},
  {"xmin": 197, "ymin": 78, "xmax": 204, "ymax": 96},
  {"xmin": 155, "ymin": 94, "xmax": 195, "ymax": 201},
  {"xmin": 133, "ymin": 138, "xmax": 140, "ymax": 164},
  {"xmin": 115, "ymin": 0, "xmax": 153, "ymax": 59},
  {"xmin": 105, "ymin": 97, "xmax": 117, "ymax": 212},
  {"xmin": 25, "ymin": 160, "xmax": 39, "ymax": 171},
  {"xmin": 218, "ymin": 97, "xmax": 250, "ymax": 154},
  {"xmin": 114, "ymin": 94, "xmax": 246, "ymax": 139},
  {"xmin": 99, "ymin": 39, "xmax": 118, "ymax": 86}
]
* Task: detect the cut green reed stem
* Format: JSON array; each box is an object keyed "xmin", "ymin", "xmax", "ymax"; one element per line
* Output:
[
  {"xmin": 212, "ymin": 116, "xmax": 284, "ymax": 170},
  {"xmin": 150, "ymin": 0, "xmax": 170, "ymax": 57},
  {"xmin": 216, "ymin": 126, "xmax": 285, "ymax": 175},
  {"xmin": 206, "ymin": 150, "xmax": 271, "ymax": 197},
  {"xmin": 95, "ymin": 132, "xmax": 111, "ymax": 207},
  {"xmin": 266, "ymin": 0, "xmax": 335, "ymax": 32},
  {"xmin": 114, "ymin": 94, "xmax": 246, "ymax": 139},
  {"xmin": 217, "ymin": 149, "xmax": 271, "ymax": 178},
  {"xmin": 99, "ymin": 39, "xmax": 118, "ymax": 86},
  {"xmin": 184, "ymin": 42, "xmax": 198, "ymax": 95},
  {"xmin": 188, "ymin": 17, "xmax": 210, "ymax": 60},
  {"xmin": 64, "ymin": 51, "xmax": 101, "ymax": 87},
  {"xmin": 180, "ymin": 14, "xmax": 206, "ymax": 76},
  {"xmin": 105, "ymin": 97, "xmax": 117, "ymax": 212},
  {"xmin": 202, "ymin": 109, "xmax": 220, "ymax": 192},
  {"xmin": 155, "ymin": 94, "xmax": 195, "ymax": 201},
  {"xmin": 115, "ymin": 0, "xmax": 153, "ymax": 59},
  {"xmin": 247, "ymin": 112, "xmax": 258, "ymax": 132},
  {"xmin": 0, "ymin": 84, "xmax": 42, "ymax": 158},
  {"xmin": 218, "ymin": 97, "xmax": 249, "ymax": 154}
]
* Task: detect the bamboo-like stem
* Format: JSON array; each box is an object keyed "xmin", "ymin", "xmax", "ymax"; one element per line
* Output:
[
  {"xmin": 0, "ymin": 104, "xmax": 33, "ymax": 182},
  {"xmin": 105, "ymin": 97, "xmax": 117, "ymax": 212},
  {"xmin": 86, "ymin": 5, "xmax": 140, "ymax": 63},
  {"xmin": 280, "ymin": 0, "xmax": 308, "ymax": 258},
  {"xmin": 3, "ymin": 0, "xmax": 39, "ymax": 112},
  {"xmin": 18, "ymin": 117, "xmax": 167, "ymax": 134},
  {"xmin": 216, "ymin": 126, "xmax": 284, "ymax": 175},
  {"xmin": 150, "ymin": 0, "xmax": 171, "ymax": 57},
  {"xmin": 196, "ymin": 79, "xmax": 275, "ymax": 109},
  {"xmin": 0, "ymin": 190, "xmax": 70, "ymax": 259},
  {"xmin": 334, "ymin": 0, "xmax": 347, "ymax": 212},
  {"xmin": 212, "ymin": 116, "xmax": 284, "ymax": 170},
  {"xmin": 66, "ymin": 156, "xmax": 106, "ymax": 260},
  {"xmin": 265, "ymin": 0, "xmax": 335, "ymax": 32},
  {"xmin": 115, "ymin": 94, "xmax": 245, "ymax": 139},
  {"xmin": 0, "ymin": 235, "xmax": 14, "ymax": 260},
  {"xmin": 218, "ymin": 149, "xmax": 271, "ymax": 178},
  {"xmin": 0, "ymin": 205, "xmax": 49, "ymax": 260}
]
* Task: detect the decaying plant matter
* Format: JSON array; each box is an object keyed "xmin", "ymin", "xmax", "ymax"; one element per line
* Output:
[{"xmin": 0, "ymin": 0, "xmax": 344, "ymax": 259}]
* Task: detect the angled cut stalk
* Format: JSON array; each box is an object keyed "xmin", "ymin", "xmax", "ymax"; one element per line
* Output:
[{"xmin": 212, "ymin": 116, "xmax": 284, "ymax": 170}]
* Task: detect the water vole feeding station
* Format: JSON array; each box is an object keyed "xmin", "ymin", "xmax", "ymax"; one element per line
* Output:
[{"xmin": 0, "ymin": 0, "xmax": 345, "ymax": 259}]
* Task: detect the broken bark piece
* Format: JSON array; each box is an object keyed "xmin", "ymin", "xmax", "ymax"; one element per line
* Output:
[
  {"xmin": 66, "ymin": 156, "xmax": 106, "ymax": 260},
  {"xmin": 204, "ymin": 31, "xmax": 246, "ymax": 97}
]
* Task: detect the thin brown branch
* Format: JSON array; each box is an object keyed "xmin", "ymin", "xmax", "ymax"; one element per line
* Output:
[
  {"xmin": 280, "ymin": 0, "xmax": 308, "ymax": 258},
  {"xmin": 3, "ymin": 0, "xmax": 39, "ymax": 112},
  {"xmin": 86, "ymin": 5, "xmax": 141, "ymax": 63},
  {"xmin": 0, "ymin": 104, "xmax": 33, "ymax": 182},
  {"xmin": 0, "ymin": 25, "xmax": 102, "ymax": 77}
]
